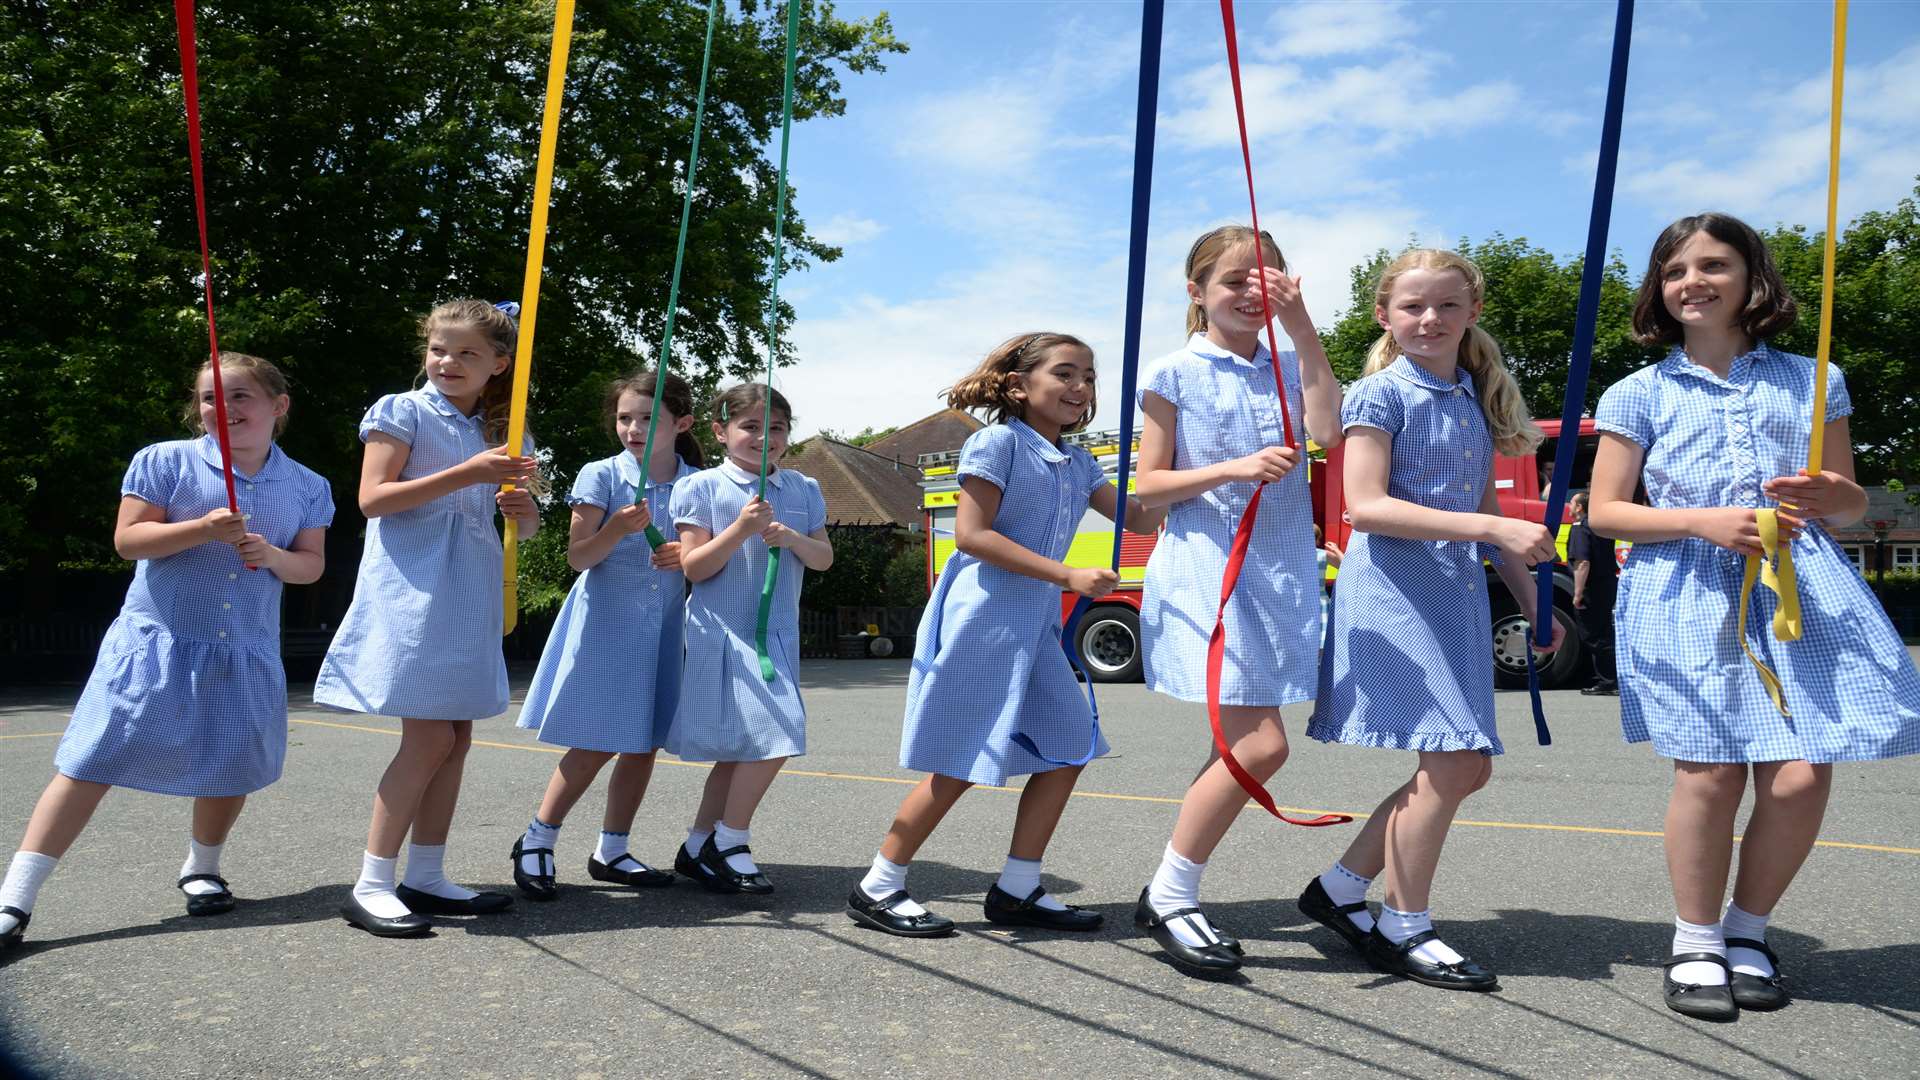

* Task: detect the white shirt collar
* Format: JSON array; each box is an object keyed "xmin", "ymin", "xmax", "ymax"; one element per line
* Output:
[{"xmin": 718, "ymin": 456, "xmax": 789, "ymax": 490}]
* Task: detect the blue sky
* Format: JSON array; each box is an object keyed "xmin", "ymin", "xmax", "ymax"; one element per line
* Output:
[{"xmin": 773, "ymin": 1, "xmax": 1920, "ymax": 440}]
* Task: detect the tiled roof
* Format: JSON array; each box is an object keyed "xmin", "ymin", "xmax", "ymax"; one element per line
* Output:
[
  {"xmin": 862, "ymin": 409, "xmax": 984, "ymax": 466},
  {"xmin": 786, "ymin": 437, "xmax": 924, "ymax": 528}
]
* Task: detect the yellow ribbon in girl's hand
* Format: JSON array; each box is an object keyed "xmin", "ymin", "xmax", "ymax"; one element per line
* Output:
[{"xmin": 1737, "ymin": 508, "xmax": 1803, "ymax": 716}]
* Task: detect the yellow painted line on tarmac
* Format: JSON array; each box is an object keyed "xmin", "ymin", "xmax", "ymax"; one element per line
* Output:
[
  {"xmin": 0, "ymin": 730, "xmax": 65, "ymax": 740},
  {"xmin": 287, "ymin": 717, "xmax": 1920, "ymax": 857}
]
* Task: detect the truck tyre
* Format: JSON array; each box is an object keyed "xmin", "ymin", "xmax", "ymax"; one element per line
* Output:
[
  {"xmin": 1490, "ymin": 592, "xmax": 1584, "ymax": 690},
  {"xmin": 1074, "ymin": 605, "xmax": 1143, "ymax": 683}
]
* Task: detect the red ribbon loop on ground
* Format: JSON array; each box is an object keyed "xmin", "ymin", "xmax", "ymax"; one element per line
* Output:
[{"xmin": 1209, "ymin": 0, "xmax": 1348, "ymax": 828}]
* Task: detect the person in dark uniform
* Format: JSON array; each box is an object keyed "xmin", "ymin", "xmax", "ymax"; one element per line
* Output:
[{"xmin": 1567, "ymin": 492, "xmax": 1618, "ymax": 695}]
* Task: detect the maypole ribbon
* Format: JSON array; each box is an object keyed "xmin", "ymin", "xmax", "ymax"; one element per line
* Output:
[
  {"xmin": 1526, "ymin": 0, "xmax": 1633, "ymax": 745},
  {"xmin": 1011, "ymin": 0, "xmax": 1164, "ymax": 768},
  {"xmin": 1211, "ymin": 0, "xmax": 1345, "ymax": 827},
  {"xmin": 171, "ymin": 1, "xmax": 244, "ymax": 566},
  {"xmin": 634, "ymin": 0, "xmax": 722, "ymax": 549},
  {"xmin": 1734, "ymin": 0, "xmax": 1846, "ymax": 715},
  {"xmin": 502, "ymin": 0, "xmax": 577, "ymax": 636},
  {"xmin": 750, "ymin": 0, "xmax": 804, "ymax": 682}
]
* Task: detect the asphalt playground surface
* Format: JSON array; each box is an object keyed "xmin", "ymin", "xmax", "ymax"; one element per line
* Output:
[{"xmin": 2, "ymin": 657, "xmax": 1917, "ymax": 1080}]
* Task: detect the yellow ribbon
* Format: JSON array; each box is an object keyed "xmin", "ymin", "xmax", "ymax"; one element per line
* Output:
[
  {"xmin": 502, "ymin": 0, "xmax": 577, "ymax": 636},
  {"xmin": 1736, "ymin": 0, "xmax": 1844, "ymax": 711},
  {"xmin": 1738, "ymin": 509, "xmax": 1803, "ymax": 716}
]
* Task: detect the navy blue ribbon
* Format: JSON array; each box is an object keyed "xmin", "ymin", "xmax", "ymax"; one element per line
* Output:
[
  {"xmin": 1527, "ymin": 0, "xmax": 1635, "ymax": 747},
  {"xmin": 1012, "ymin": 0, "xmax": 1162, "ymax": 768}
]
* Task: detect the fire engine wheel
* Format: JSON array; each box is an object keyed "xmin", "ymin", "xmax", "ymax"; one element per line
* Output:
[
  {"xmin": 1490, "ymin": 595, "xmax": 1583, "ymax": 691},
  {"xmin": 1075, "ymin": 605, "xmax": 1142, "ymax": 684}
]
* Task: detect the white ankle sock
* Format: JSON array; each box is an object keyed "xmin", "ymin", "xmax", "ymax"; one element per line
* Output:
[
  {"xmin": 520, "ymin": 818, "xmax": 559, "ymax": 877},
  {"xmin": 1379, "ymin": 905, "xmax": 1466, "ymax": 966},
  {"xmin": 1147, "ymin": 844, "xmax": 1222, "ymax": 949},
  {"xmin": 179, "ymin": 839, "xmax": 227, "ymax": 896},
  {"xmin": 685, "ymin": 825, "xmax": 714, "ymax": 859},
  {"xmin": 1671, "ymin": 916, "xmax": 1729, "ymax": 986},
  {"xmin": 353, "ymin": 852, "xmax": 411, "ymax": 920},
  {"xmin": 1319, "ymin": 861, "xmax": 1376, "ymax": 933},
  {"xmin": 402, "ymin": 843, "xmax": 477, "ymax": 900},
  {"xmin": 713, "ymin": 824, "xmax": 758, "ymax": 874},
  {"xmin": 998, "ymin": 855, "xmax": 1067, "ymax": 911},
  {"xmin": 1, "ymin": 851, "xmax": 58, "ymax": 933},
  {"xmin": 1722, "ymin": 902, "xmax": 1774, "ymax": 978},
  {"xmin": 860, "ymin": 853, "xmax": 926, "ymax": 916},
  {"xmin": 595, "ymin": 831, "xmax": 632, "ymax": 866}
]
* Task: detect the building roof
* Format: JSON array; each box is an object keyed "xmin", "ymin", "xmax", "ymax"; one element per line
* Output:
[
  {"xmin": 861, "ymin": 409, "xmax": 984, "ymax": 467},
  {"xmin": 786, "ymin": 436, "xmax": 925, "ymax": 528},
  {"xmin": 1830, "ymin": 486, "xmax": 1920, "ymax": 543}
]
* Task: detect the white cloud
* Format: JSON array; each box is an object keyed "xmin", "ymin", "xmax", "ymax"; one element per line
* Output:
[
  {"xmin": 1257, "ymin": 1, "xmax": 1415, "ymax": 60},
  {"xmin": 811, "ymin": 213, "xmax": 885, "ymax": 248}
]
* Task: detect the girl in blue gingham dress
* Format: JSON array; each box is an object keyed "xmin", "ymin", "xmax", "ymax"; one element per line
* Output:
[
  {"xmin": 508, "ymin": 370, "xmax": 701, "ymax": 901},
  {"xmin": 1, "ymin": 355, "xmax": 332, "ymax": 949},
  {"xmin": 318, "ymin": 300, "xmax": 541, "ymax": 937},
  {"xmin": 1302, "ymin": 251, "xmax": 1561, "ymax": 992},
  {"xmin": 1131, "ymin": 226, "xmax": 1344, "ymax": 975},
  {"xmin": 844, "ymin": 334, "xmax": 1165, "ymax": 939},
  {"xmin": 1589, "ymin": 214, "xmax": 1920, "ymax": 1019},
  {"xmin": 663, "ymin": 384, "xmax": 833, "ymax": 896}
]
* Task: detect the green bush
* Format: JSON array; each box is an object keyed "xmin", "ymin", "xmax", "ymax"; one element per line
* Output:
[
  {"xmin": 1870, "ymin": 569, "xmax": 1920, "ymax": 610},
  {"xmin": 800, "ymin": 526, "xmax": 899, "ymax": 613},
  {"xmin": 881, "ymin": 543, "xmax": 929, "ymax": 606},
  {"xmin": 514, "ymin": 507, "xmax": 578, "ymax": 619}
]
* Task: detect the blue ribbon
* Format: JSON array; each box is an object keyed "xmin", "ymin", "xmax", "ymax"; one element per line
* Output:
[
  {"xmin": 1527, "ymin": 0, "xmax": 1635, "ymax": 747},
  {"xmin": 1012, "ymin": 0, "xmax": 1162, "ymax": 768}
]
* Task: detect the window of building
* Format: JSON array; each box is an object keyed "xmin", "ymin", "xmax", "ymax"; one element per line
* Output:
[
  {"xmin": 1892, "ymin": 544, "xmax": 1920, "ymax": 572},
  {"xmin": 1840, "ymin": 545, "xmax": 1868, "ymax": 574}
]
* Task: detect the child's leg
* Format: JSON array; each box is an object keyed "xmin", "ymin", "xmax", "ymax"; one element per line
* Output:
[
  {"xmin": 1374, "ymin": 751, "xmax": 1493, "ymax": 966},
  {"xmin": 401, "ymin": 721, "xmax": 488, "ymax": 900},
  {"xmin": 709, "ymin": 757, "xmax": 788, "ymax": 875},
  {"xmin": 355, "ymin": 720, "xmax": 459, "ymax": 918},
  {"xmin": 1146, "ymin": 706, "xmax": 1286, "ymax": 944},
  {"xmin": 515, "ymin": 748, "xmax": 616, "ymax": 880},
  {"xmin": 179, "ymin": 795, "xmax": 247, "ymax": 900},
  {"xmin": 593, "ymin": 752, "xmax": 659, "ymax": 868},
  {"xmin": 1298, "ymin": 781, "xmax": 1410, "ymax": 939},
  {"xmin": 996, "ymin": 765, "xmax": 1085, "ymax": 913},
  {"xmin": 859, "ymin": 775, "xmax": 974, "ymax": 914},
  {"xmin": 2, "ymin": 776, "xmax": 112, "ymax": 937},
  {"xmin": 1664, "ymin": 760, "xmax": 1748, "ymax": 986},
  {"xmin": 1724, "ymin": 760, "xmax": 1832, "ymax": 978}
]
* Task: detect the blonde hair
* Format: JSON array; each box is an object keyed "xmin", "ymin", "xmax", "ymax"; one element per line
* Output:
[
  {"xmin": 182, "ymin": 352, "xmax": 291, "ymax": 437},
  {"xmin": 943, "ymin": 332, "xmax": 1095, "ymax": 431},
  {"xmin": 1363, "ymin": 250, "xmax": 1543, "ymax": 457},
  {"xmin": 1184, "ymin": 225, "xmax": 1286, "ymax": 337},
  {"xmin": 419, "ymin": 298, "xmax": 519, "ymax": 445}
]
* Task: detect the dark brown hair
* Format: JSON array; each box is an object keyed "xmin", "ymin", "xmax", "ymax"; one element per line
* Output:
[
  {"xmin": 1632, "ymin": 212, "xmax": 1798, "ymax": 346},
  {"xmin": 1185, "ymin": 225, "xmax": 1286, "ymax": 336},
  {"xmin": 606, "ymin": 369, "xmax": 703, "ymax": 468},
  {"xmin": 419, "ymin": 298, "xmax": 520, "ymax": 443},
  {"xmin": 943, "ymin": 332, "xmax": 1095, "ymax": 431},
  {"xmin": 710, "ymin": 383, "xmax": 794, "ymax": 430},
  {"xmin": 182, "ymin": 352, "xmax": 291, "ymax": 437}
]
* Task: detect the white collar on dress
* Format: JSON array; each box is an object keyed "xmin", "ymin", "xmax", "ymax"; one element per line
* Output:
[
  {"xmin": 1385, "ymin": 355, "xmax": 1479, "ymax": 400},
  {"xmin": 1185, "ymin": 332, "xmax": 1270, "ymax": 368},
  {"xmin": 195, "ymin": 434, "xmax": 291, "ymax": 482},
  {"xmin": 717, "ymin": 456, "xmax": 790, "ymax": 490}
]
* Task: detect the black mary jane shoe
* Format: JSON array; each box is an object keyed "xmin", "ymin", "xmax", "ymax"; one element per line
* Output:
[
  {"xmin": 698, "ymin": 836, "xmax": 772, "ymax": 895},
  {"xmin": 1133, "ymin": 888, "xmax": 1241, "ymax": 974},
  {"xmin": 1, "ymin": 906, "xmax": 29, "ymax": 951},
  {"xmin": 177, "ymin": 873, "xmax": 237, "ymax": 917},
  {"xmin": 1364, "ymin": 928, "xmax": 1499, "ymax": 992},
  {"xmin": 1725, "ymin": 937, "xmax": 1789, "ymax": 1011},
  {"xmin": 846, "ymin": 888, "xmax": 957, "ymax": 938},
  {"xmin": 588, "ymin": 853, "xmax": 673, "ymax": 889},
  {"xmin": 674, "ymin": 842, "xmax": 725, "ymax": 891},
  {"xmin": 1297, "ymin": 877, "xmax": 1370, "ymax": 955},
  {"xmin": 1663, "ymin": 952, "xmax": 1738, "ymax": 1021},
  {"xmin": 393, "ymin": 883, "xmax": 513, "ymax": 916},
  {"xmin": 984, "ymin": 884, "xmax": 1103, "ymax": 932},
  {"xmin": 511, "ymin": 838, "xmax": 558, "ymax": 902},
  {"xmin": 339, "ymin": 895, "xmax": 431, "ymax": 938}
]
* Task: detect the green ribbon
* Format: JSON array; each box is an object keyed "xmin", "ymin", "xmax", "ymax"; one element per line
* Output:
[
  {"xmin": 635, "ymin": 0, "xmax": 722, "ymax": 548},
  {"xmin": 753, "ymin": 0, "xmax": 802, "ymax": 683}
]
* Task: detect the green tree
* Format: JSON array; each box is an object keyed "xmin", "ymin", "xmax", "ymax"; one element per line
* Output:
[
  {"xmin": 0, "ymin": 0, "xmax": 904, "ymax": 615},
  {"xmin": 1319, "ymin": 184, "xmax": 1920, "ymax": 486}
]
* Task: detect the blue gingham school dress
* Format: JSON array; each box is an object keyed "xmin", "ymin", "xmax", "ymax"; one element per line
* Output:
[
  {"xmin": 57, "ymin": 438, "xmax": 335, "ymax": 797},
  {"xmin": 314, "ymin": 386, "xmax": 530, "ymax": 721},
  {"xmin": 666, "ymin": 459, "xmax": 826, "ymax": 762},
  {"xmin": 1596, "ymin": 345, "xmax": 1920, "ymax": 763},
  {"xmin": 1138, "ymin": 334, "xmax": 1320, "ymax": 706},
  {"xmin": 900, "ymin": 421, "xmax": 1113, "ymax": 785},
  {"xmin": 515, "ymin": 453, "xmax": 697, "ymax": 753},
  {"xmin": 1309, "ymin": 358, "xmax": 1503, "ymax": 755}
]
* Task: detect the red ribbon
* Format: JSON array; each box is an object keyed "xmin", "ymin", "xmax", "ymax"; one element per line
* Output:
[
  {"xmin": 1206, "ymin": 0, "xmax": 1348, "ymax": 828},
  {"xmin": 173, "ymin": 1, "xmax": 239, "ymax": 517}
]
